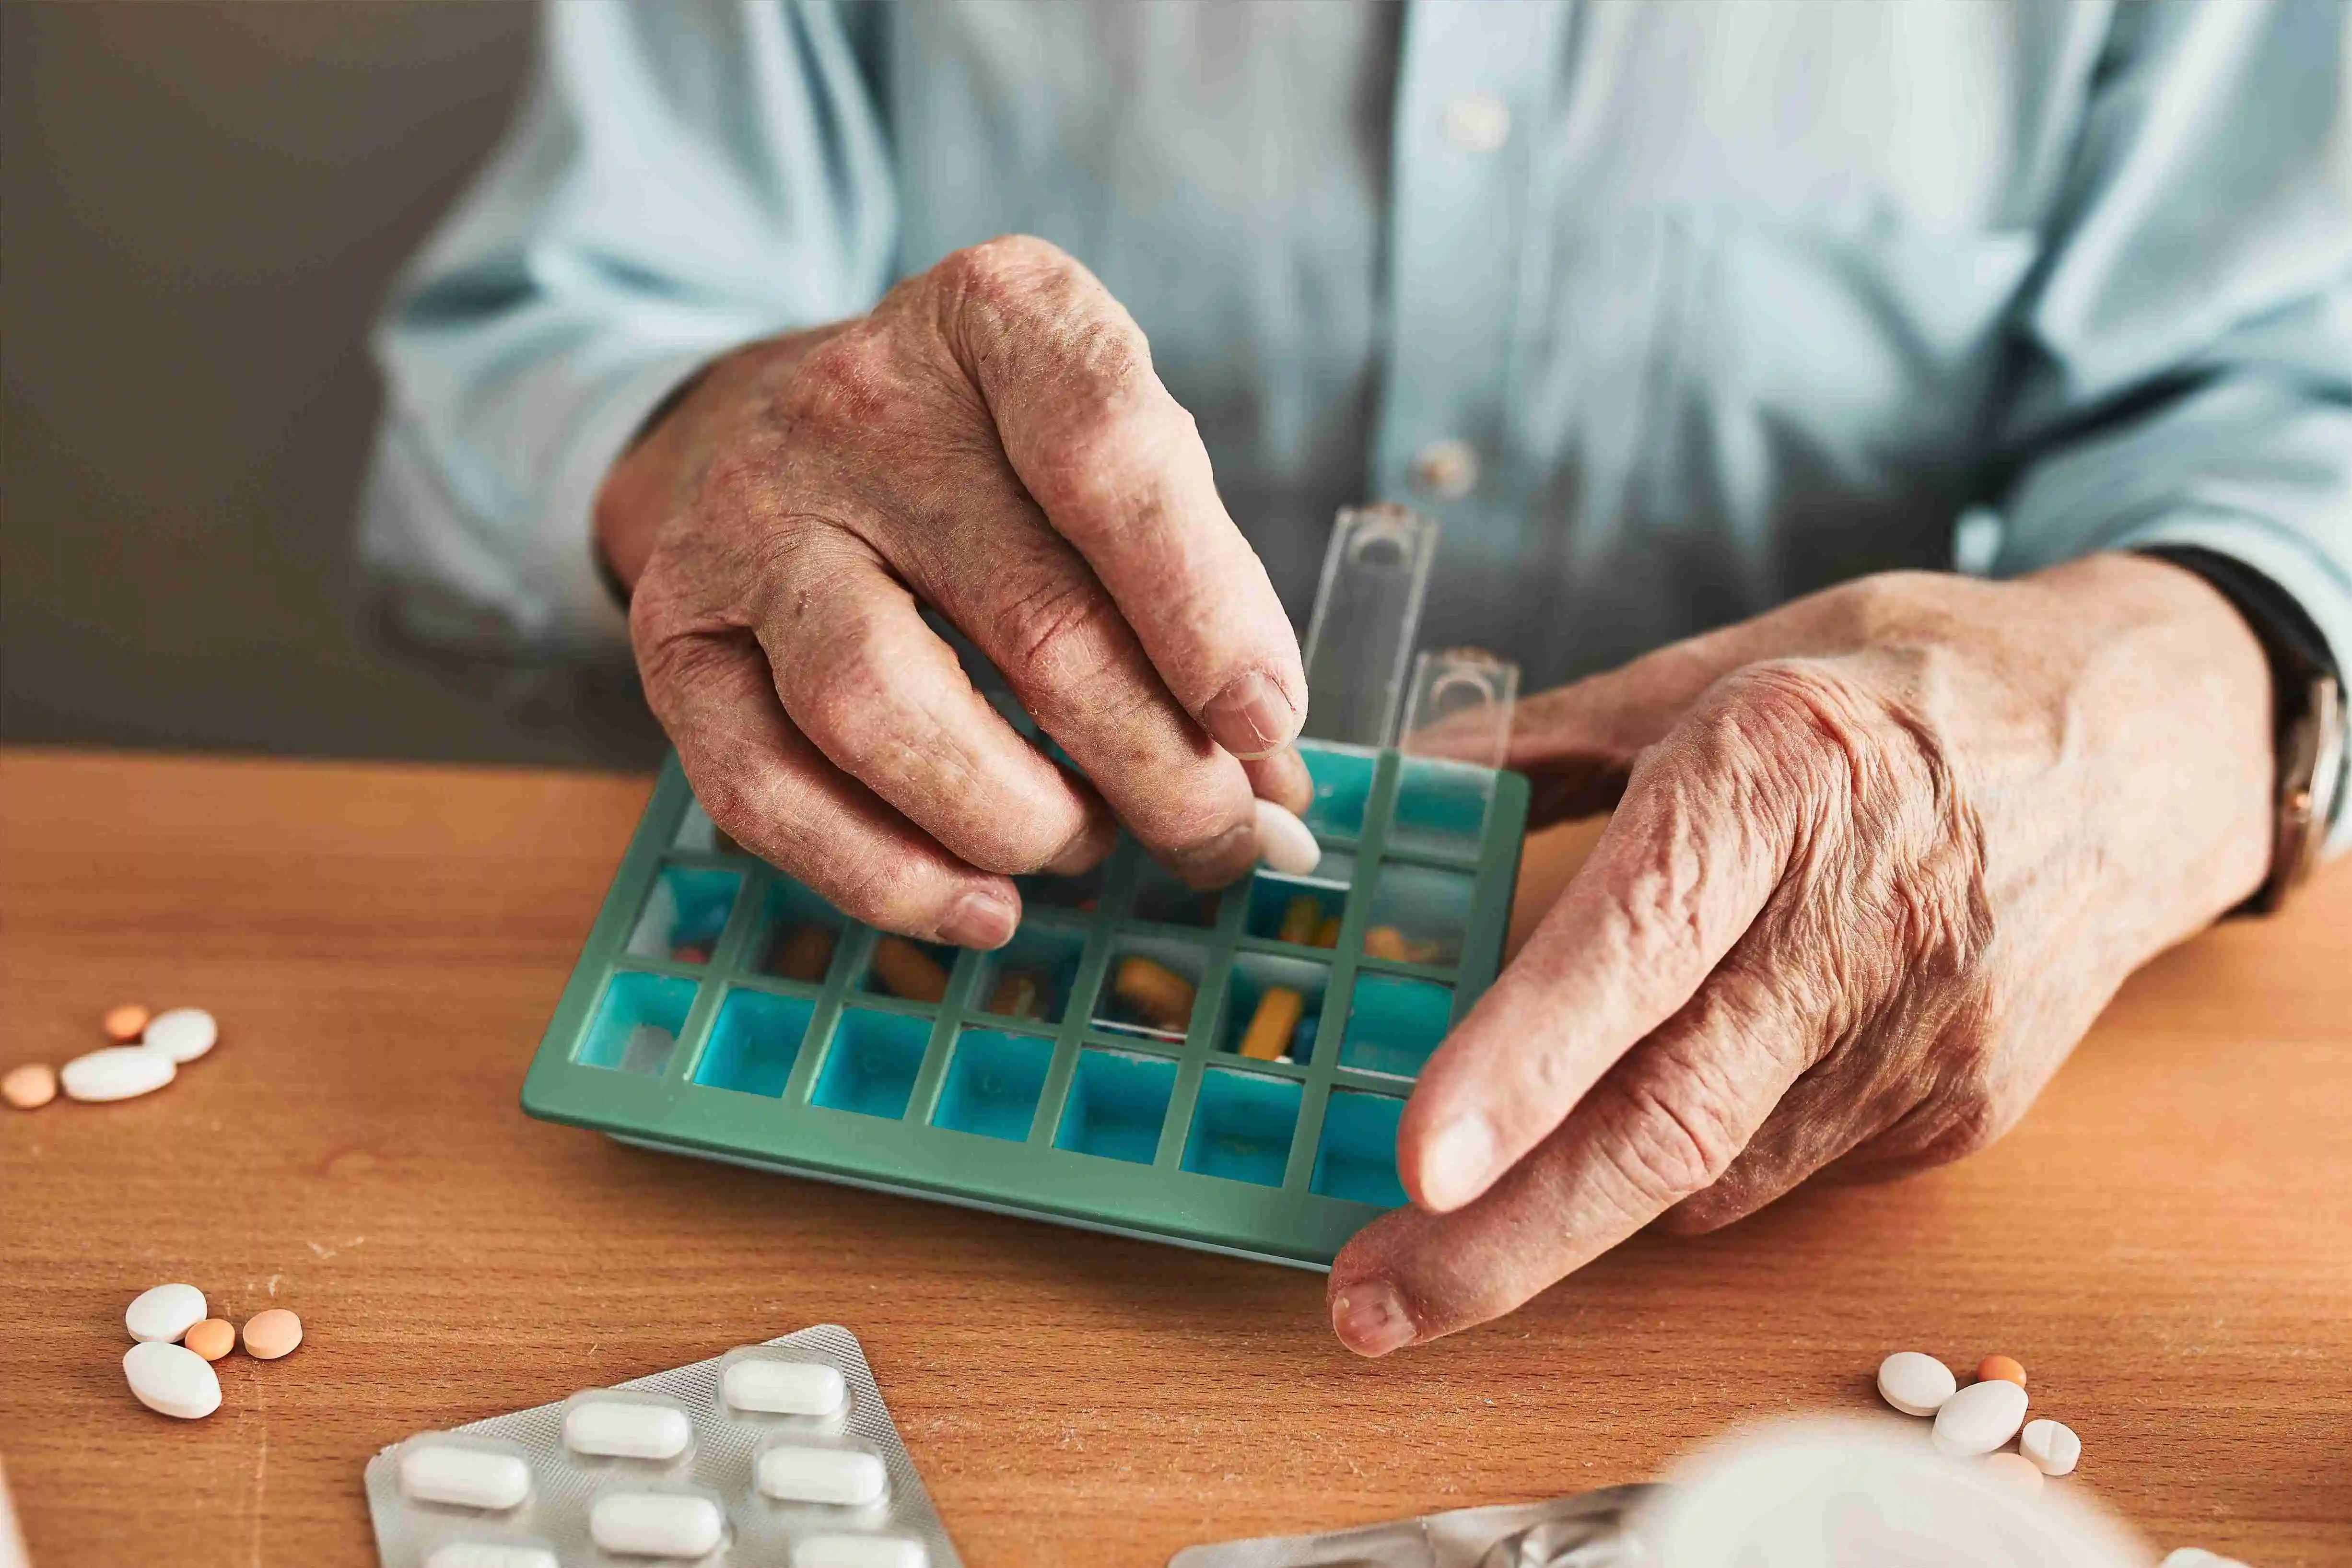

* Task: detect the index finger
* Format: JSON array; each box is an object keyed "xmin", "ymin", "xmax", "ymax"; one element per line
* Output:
[
  {"xmin": 936, "ymin": 236, "xmax": 1308, "ymax": 760},
  {"xmin": 1393, "ymin": 668, "xmax": 1817, "ymax": 1213}
]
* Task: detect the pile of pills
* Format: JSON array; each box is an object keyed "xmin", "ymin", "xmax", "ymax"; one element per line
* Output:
[
  {"xmin": 3, "ymin": 1004, "xmax": 220, "ymax": 1112},
  {"xmin": 120, "ymin": 1282, "xmax": 302, "ymax": 1421},
  {"xmin": 1875, "ymin": 1350, "xmax": 2082, "ymax": 1494}
]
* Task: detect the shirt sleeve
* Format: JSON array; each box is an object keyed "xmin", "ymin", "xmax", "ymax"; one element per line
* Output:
[
  {"xmin": 1988, "ymin": 0, "xmax": 2352, "ymax": 851},
  {"xmin": 358, "ymin": 0, "xmax": 898, "ymax": 656}
]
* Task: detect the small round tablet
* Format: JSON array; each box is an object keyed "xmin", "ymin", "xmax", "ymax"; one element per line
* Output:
[
  {"xmin": 1253, "ymin": 799, "xmax": 1322, "ymax": 876},
  {"xmin": 127, "ymin": 1283, "xmax": 208, "ymax": 1344},
  {"xmin": 3, "ymin": 1063, "xmax": 58, "ymax": 1111},
  {"xmin": 60, "ymin": 1046, "xmax": 175, "ymax": 1103},
  {"xmin": 184, "ymin": 1319, "xmax": 235, "ymax": 1361},
  {"xmin": 104, "ymin": 1004, "xmax": 152, "ymax": 1042},
  {"xmin": 2021, "ymin": 1417, "xmax": 2081, "ymax": 1476},
  {"xmin": 243, "ymin": 1309, "xmax": 303, "ymax": 1359},
  {"xmin": 1975, "ymin": 1353, "xmax": 2027, "ymax": 1387},
  {"xmin": 143, "ymin": 1007, "xmax": 218, "ymax": 1065},
  {"xmin": 123, "ymin": 1341, "xmax": 222, "ymax": 1420},
  {"xmin": 1875, "ymin": 1351, "xmax": 1956, "ymax": 1417}
]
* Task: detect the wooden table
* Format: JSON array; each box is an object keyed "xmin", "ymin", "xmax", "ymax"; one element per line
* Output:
[{"xmin": 2, "ymin": 748, "xmax": 2347, "ymax": 1568}]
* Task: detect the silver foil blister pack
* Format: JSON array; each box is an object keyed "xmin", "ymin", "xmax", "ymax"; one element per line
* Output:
[{"xmin": 364, "ymin": 1323, "xmax": 958, "ymax": 1568}]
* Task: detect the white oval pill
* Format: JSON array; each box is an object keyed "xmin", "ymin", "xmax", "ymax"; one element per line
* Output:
[
  {"xmin": 564, "ymin": 1399, "xmax": 692, "ymax": 1460},
  {"xmin": 2161, "ymin": 1553, "xmax": 2250, "ymax": 1568},
  {"xmin": 398, "ymin": 1445, "xmax": 532, "ymax": 1511},
  {"xmin": 2020, "ymin": 1417, "xmax": 2081, "ymax": 1476},
  {"xmin": 1931, "ymin": 1377, "xmax": 2029, "ymax": 1456},
  {"xmin": 142, "ymin": 1007, "xmax": 218, "ymax": 1064},
  {"xmin": 424, "ymin": 1545, "xmax": 560, "ymax": 1568},
  {"xmin": 60, "ymin": 1046, "xmax": 175, "ymax": 1103},
  {"xmin": 1875, "ymin": 1351, "xmax": 1957, "ymax": 1417},
  {"xmin": 756, "ymin": 1446, "xmax": 888, "ymax": 1507},
  {"xmin": 123, "ymin": 1340, "xmax": 221, "ymax": 1419},
  {"xmin": 126, "ymin": 1282, "xmax": 208, "ymax": 1344},
  {"xmin": 723, "ymin": 1359, "xmax": 846, "ymax": 1416},
  {"xmin": 1253, "ymin": 799, "xmax": 1322, "ymax": 876},
  {"xmin": 589, "ymin": 1492, "xmax": 724, "ymax": 1558},
  {"xmin": 792, "ymin": 1535, "xmax": 927, "ymax": 1568}
]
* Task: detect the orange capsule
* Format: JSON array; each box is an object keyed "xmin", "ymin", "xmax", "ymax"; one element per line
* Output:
[
  {"xmin": 104, "ymin": 1004, "xmax": 152, "ymax": 1043},
  {"xmin": 870, "ymin": 937, "xmax": 950, "ymax": 1004},
  {"xmin": 1976, "ymin": 1354, "xmax": 2027, "ymax": 1388}
]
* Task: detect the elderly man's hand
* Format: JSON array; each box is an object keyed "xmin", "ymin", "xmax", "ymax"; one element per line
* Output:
[
  {"xmin": 596, "ymin": 236, "xmax": 1309, "ymax": 948},
  {"xmin": 1329, "ymin": 555, "xmax": 2276, "ymax": 1355}
]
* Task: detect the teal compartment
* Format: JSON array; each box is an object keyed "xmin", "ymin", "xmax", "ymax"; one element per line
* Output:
[
  {"xmin": 626, "ymin": 865, "xmax": 744, "ymax": 964},
  {"xmin": 813, "ymin": 1007, "xmax": 931, "ymax": 1120},
  {"xmin": 1054, "ymin": 1049, "xmax": 1176, "ymax": 1164},
  {"xmin": 933, "ymin": 1029, "xmax": 1053, "ymax": 1141},
  {"xmin": 1311, "ymin": 1090, "xmax": 1408, "ymax": 1206},
  {"xmin": 1364, "ymin": 860, "xmax": 1476, "ymax": 968},
  {"xmin": 1182, "ymin": 1069, "xmax": 1301, "ymax": 1186},
  {"xmin": 694, "ymin": 988, "xmax": 813, "ymax": 1098},
  {"xmin": 577, "ymin": 971, "xmax": 697, "ymax": 1075},
  {"xmin": 1339, "ymin": 973, "xmax": 1455, "ymax": 1078},
  {"xmin": 1387, "ymin": 757, "xmax": 1497, "ymax": 858},
  {"xmin": 521, "ymin": 739, "xmax": 1527, "ymax": 1270}
]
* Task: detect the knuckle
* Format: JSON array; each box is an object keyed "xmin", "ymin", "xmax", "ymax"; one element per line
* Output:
[
  {"xmin": 999, "ymin": 575, "xmax": 1120, "ymax": 693},
  {"xmin": 1597, "ymin": 1069, "xmax": 1747, "ymax": 1210},
  {"xmin": 783, "ymin": 329, "xmax": 897, "ymax": 437},
  {"xmin": 934, "ymin": 234, "xmax": 1080, "ymax": 322}
]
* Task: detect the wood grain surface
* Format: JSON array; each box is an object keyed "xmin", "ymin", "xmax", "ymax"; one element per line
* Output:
[{"xmin": 2, "ymin": 747, "xmax": 2347, "ymax": 1567}]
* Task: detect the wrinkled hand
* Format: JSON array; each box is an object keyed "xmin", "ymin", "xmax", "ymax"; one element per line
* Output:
[
  {"xmin": 1330, "ymin": 555, "xmax": 2275, "ymax": 1354},
  {"xmin": 597, "ymin": 236, "xmax": 1309, "ymax": 948}
]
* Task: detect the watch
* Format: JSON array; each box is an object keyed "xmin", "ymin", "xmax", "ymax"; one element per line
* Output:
[{"xmin": 2140, "ymin": 546, "xmax": 2347, "ymax": 914}]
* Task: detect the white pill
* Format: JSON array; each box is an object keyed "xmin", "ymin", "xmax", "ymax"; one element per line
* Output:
[
  {"xmin": 1981, "ymin": 1450, "xmax": 2045, "ymax": 1496},
  {"xmin": 589, "ymin": 1492, "xmax": 725, "ymax": 1558},
  {"xmin": 1253, "ymin": 799, "xmax": 1322, "ymax": 877},
  {"xmin": 2160, "ymin": 1553, "xmax": 2250, "ymax": 1568},
  {"xmin": 756, "ymin": 1445, "xmax": 888, "ymax": 1507},
  {"xmin": 142, "ymin": 1007, "xmax": 218, "ymax": 1064},
  {"xmin": 424, "ymin": 1545, "xmax": 559, "ymax": 1568},
  {"xmin": 60, "ymin": 1046, "xmax": 175, "ymax": 1102},
  {"xmin": 792, "ymin": 1534, "xmax": 927, "ymax": 1568},
  {"xmin": 1875, "ymin": 1351, "xmax": 1957, "ymax": 1417},
  {"xmin": 723, "ymin": 1358, "xmax": 846, "ymax": 1416},
  {"xmin": 122, "ymin": 1341, "xmax": 221, "ymax": 1419},
  {"xmin": 563, "ymin": 1399, "xmax": 693, "ymax": 1460},
  {"xmin": 125, "ymin": 1282, "xmax": 208, "ymax": 1344},
  {"xmin": 1931, "ymin": 1377, "xmax": 2029, "ymax": 1456},
  {"xmin": 398, "ymin": 1445, "xmax": 531, "ymax": 1511},
  {"xmin": 2020, "ymin": 1416, "xmax": 2081, "ymax": 1476}
]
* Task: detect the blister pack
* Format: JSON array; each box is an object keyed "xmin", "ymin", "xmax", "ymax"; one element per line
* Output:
[
  {"xmin": 1165, "ymin": 1488, "xmax": 1654, "ymax": 1568},
  {"xmin": 363, "ymin": 1323, "xmax": 957, "ymax": 1568}
]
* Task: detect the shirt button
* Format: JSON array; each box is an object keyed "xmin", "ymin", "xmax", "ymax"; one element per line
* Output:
[
  {"xmin": 1410, "ymin": 439, "xmax": 1480, "ymax": 499},
  {"xmin": 1441, "ymin": 93, "xmax": 1511, "ymax": 154}
]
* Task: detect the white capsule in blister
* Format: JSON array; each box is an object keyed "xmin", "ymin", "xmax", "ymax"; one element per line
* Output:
[
  {"xmin": 756, "ymin": 1445, "xmax": 888, "ymax": 1507},
  {"xmin": 792, "ymin": 1534, "xmax": 928, "ymax": 1568},
  {"xmin": 398, "ymin": 1445, "xmax": 531, "ymax": 1511},
  {"xmin": 723, "ymin": 1358, "xmax": 846, "ymax": 1416},
  {"xmin": 423, "ymin": 1544, "xmax": 558, "ymax": 1568},
  {"xmin": 562, "ymin": 1398, "xmax": 692, "ymax": 1460},
  {"xmin": 589, "ymin": 1492, "xmax": 725, "ymax": 1558}
]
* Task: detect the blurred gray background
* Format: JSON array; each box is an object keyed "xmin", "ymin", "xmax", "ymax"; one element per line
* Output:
[{"xmin": 3, "ymin": 0, "xmax": 661, "ymax": 766}]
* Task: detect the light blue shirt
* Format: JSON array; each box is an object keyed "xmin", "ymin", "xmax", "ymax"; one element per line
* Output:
[{"xmin": 363, "ymin": 0, "xmax": 2351, "ymax": 834}]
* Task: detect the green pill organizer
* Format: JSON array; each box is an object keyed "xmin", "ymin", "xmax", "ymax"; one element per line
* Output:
[{"xmin": 519, "ymin": 739, "xmax": 1529, "ymax": 1268}]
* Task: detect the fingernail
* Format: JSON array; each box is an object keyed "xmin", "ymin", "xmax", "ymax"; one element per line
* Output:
[
  {"xmin": 1204, "ymin": 671, "xmax": 1299, "ymax": 760},
  {"xmin": 1331, "ymin": 1279, "xmax": 1417, "ymax": 1357},
  {"xmin": 1421, "ymin": 1114, "xmax": 1498, "ymax": 1210},
  {"xmin": 941, "ymin": 888, "xmax": 1018, "ymax": 949},
  {"xmin": 1168, "ymin": 821, "xmax": 1254, "ymax": 888}
]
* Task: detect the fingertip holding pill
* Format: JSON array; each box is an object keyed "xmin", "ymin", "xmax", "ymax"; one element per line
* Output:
[
  {"xmin": 123, "ymin": 1341, "xmax": 222, "ymax": 1420},
  {"xmin": 3, "ymin": 1063, "xmax": 58, "ymax": 1110},
  {"xmin": 1252, "ymin": 799, "xmax": 1322, "ymax": 876},
  {"xmin": 103, "ymin": 1004, "xmax": 152, "ymax": 1042},
  {"xmin": 183, "ymin": 1319, "xmax": 235, "ymax": 1362},
  {"xmin": 242, "ymin": 1309, "xmax": 303, "ymax": 1359},
  {"xmin": 1975, "ymin": 1353, "xmax": 2027, "ymax": 1388},
  {"xmin": 126, "ymin": 1283, "xmax": 208, "ymax": 1344}
]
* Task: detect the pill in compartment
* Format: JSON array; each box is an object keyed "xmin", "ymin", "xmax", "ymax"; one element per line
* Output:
[
  {"xmin": 756, "ymin": 1444, "xmax": 889, "ymax": 1507},
  {"xmin": 589, "ymin": 1491, "xmax": 725, "ymax": 1558},
  {"xmin": 423, "ymin": 1544, "xmax": 559, "ymax": 1568},
  {"xmin": 398, "ymin": 1444, "xmax": 532, "ymax": 1511},
  {"xmin": 792, "ymin": 1534, "xmax": 928, "ymax": 1568},
  {"xmin": 724, "ymin": 1357, "xmax": 847, "ymax": 1417},
  {"xmin": 562, "ymin": 1397, "xmax": 693, "ymax": 1461}
]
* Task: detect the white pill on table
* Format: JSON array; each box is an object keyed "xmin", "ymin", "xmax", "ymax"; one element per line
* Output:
[
  {"xmin": 723, "ymin": 1359, "xmax": 846, "ymax": 1416},
  {"xmin": 141, "ymin": 1007, "xmax": 218, "ymax": 1064},
  {"xmin": 792, "ymin": 1534, "xmax": 928, "ymax": 1568},
  {"xmin": 756, "ymin": 1445, "xmax": 888, "ymax": 1507},
  {"xmin": 563, "ymin": 1398, "xmax": 693, "ymax": 1460},
  {"xmin": 2019, "ymin": 1416, "xmax": 2081, "ymax": 1476},
  {"xmin": 59, "ymin": 1046, "xmax": 175, "ymax": 1103},
  {"xmin": 1253, "ymin": 799, "xmax": 1322, "ymax": 877},
  {"xmin": 1931, "ymin": 1377, "xmax": 2029, "ymax": 1456},
  {"xmin": 1875, "ymin": 1351, "xmax": 1957, "ymax": 1417},
  {"xmin": 2159, "ymin": 1553, "xmax": 2250, "ymax": 1568},
  {"xmin": 1981, "ymin": 1450, "xmax": 2045, "ymax": 1496},
  {"xmin": 125, "ymin": 1282, "xmax": 208, "ymax": 1344},
  {"xmin": 588, "ymin": 1492, "xmax": 725, "ymax": 1558},
  {"xmin": 398, "ymin": 1446, "xmax": 532, "ymax": 1511},
  {"xmin": 122, "ymin": 1341, "xmax": 221, "ymax": 1419},
  {"xmin": 424, "ymin": 1545, "xmax": 559, "ymax": 1568}
]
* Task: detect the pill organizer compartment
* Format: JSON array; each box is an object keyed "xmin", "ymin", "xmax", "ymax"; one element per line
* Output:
[
  {"xmin": 966, "ymin": 925, "xmax": 1084, "ymax": 1025},
  {"xmin": 1242, "ymin": 850, "xmax": 1356, "ymax": 945},
  {"xmin": 1300, "ymin": 746, "xmax": 1376, "ymax": 838},
  {"xmin": 1387, "ymin": 756, "xmax": 1499, "ymax": 860},
  {"xmin": 755, "ymin": 881, "xmax": 852, "ymax": 985},
  {"xmin": 1311, "ymin": 1090, "xmax": 1409, "ymax": 1206},
  {"xmin": 1053, "ymin": 1048, "xmax": 1177, "ymax": 1164},
  {"xmin": 812, "ymin": 1008, "xmax": 933, "ymax": 1121},
  {"xmin": 1339, "ymin": 973, "xmax": 1455, "ymax": 1079},
  {"xmin": 931, "ymin": 1028, "xmax": 1053, "ymax": 1142},
  {"xmin": 696, "ymin": 988, "xmax": 816, "ymax": 1098},
  {"xmin": 628, "ymin": 865, "xmax": 746, "ymax": 965},
  {"xmin": 1363, "ymin": 860, "xmax": 1476, "ymax": 969},
  {"xmin": 854, "ymin": 936, "xmax": 964, "ymax": 1004},
  {"xmin": 578, "ymin": 971, "xmax": 697, "ymax": 1077},
  {"xmin": 1092, "ymin": 935, "xmax": 1208, "ymax": 1042},
  {"xmin": 1125, "ymin": 857, "xmax": 1221, "ymax": 929},
  {"xmin": 1218, "ymin": 952, "xmax": 1331, "ymax": 1064},
  {"xmin": 1182, "ymin": 1068, "xmax": 1302, "ymax": 1187},
  {"xmin": 1014, "ymin": 860, "xmax": 1106, "ymax": 913}
]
